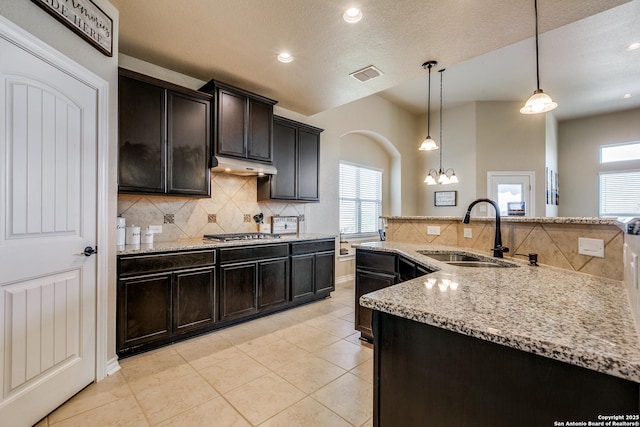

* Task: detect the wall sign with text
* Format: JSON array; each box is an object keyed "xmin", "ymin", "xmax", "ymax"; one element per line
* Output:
[
  {"xmin": 32, "ymin": 0, "xmax": 113, "ymax": 56},
  {"xmin": 434, "ymin": 191, "xmax": 457, "ymax": 207}
]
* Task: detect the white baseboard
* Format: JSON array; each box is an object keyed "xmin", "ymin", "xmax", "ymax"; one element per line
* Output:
[
  {"xmin": 105, "ymin": 357, "xmax": 121, "ymax": 377},
  {"xmin": 336, "ymin": 274, "xmax": 355, "ymax": 284}
]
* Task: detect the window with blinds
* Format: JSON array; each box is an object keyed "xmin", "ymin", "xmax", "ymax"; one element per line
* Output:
[
  {"xmin": 339, "ymin": 162, "xmax": 382, "ymax": 236},
  {"xmin": 599, "ymin": 171, "xmax": 640, "ymax": 217}
]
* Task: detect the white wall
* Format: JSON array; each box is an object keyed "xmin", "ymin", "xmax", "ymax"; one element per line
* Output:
[
  {"xmin": 304, "ymin": 95, "xmax": 422, "ymax": 234},
  {"xmin": 545, "ymin": 113, "xmax": 559, "ymax": 217},
  {"xmin": 558, "ymin": 107, "xmax": 640, "ymax": 217},
  {"xmin": 2, "ymin": 0, "xmax": 120, "ymax": 364},
  {"xmin": 418, "ymin": 102, "xmax": 477, "ymax": 215},
  {"xmin": 476, "ymin": 101, "xmax": 547, "ymax": 216},
  {"xmin": 339, "ymin": 133, "xmax": 392, "ymax": 217}
]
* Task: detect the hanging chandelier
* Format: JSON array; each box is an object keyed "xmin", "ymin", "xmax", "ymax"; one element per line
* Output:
[
  {"xmin": 520, "ymin": 0, "xmax": 557, "ymax": 114},
  {"xmin": 419, "ymin": 60, "xmax": 439, "ymax": 151},
  {"xmin": 425, "ymin": 68, "xmax": 458, "ymax": 185}
]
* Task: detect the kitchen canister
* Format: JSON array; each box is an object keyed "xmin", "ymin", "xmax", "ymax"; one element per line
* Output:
[
  {"xmin": 125, "ymin": 225, "xmax": 141, "ymax": 245},
  {"xmin": 116, "ymin": 217, "xmax": 126, "ymax": 246},
  {"xmin": 141, "ymin": 227, "xmax": 154, "ymax": 245}
]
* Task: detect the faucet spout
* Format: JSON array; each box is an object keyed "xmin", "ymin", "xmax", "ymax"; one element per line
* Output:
[{"xmin": 462, "ymin": 198, "xmax": 509, "ymax": 258}]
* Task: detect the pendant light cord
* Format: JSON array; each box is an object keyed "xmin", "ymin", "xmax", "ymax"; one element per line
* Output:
[
  {"xmin": 439, "ymin": 68, "xmax": 444, "ymax": 170},
  {"xmin": 534, "ymin": 0, "xmax": 540, "ymax": 90},
  {"xmin": 427, "ymin": 65, "xmax": 432, "ymax": 135}
]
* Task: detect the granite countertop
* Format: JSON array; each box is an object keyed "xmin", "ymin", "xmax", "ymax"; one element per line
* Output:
[
  {"xmin": 381, "ymin": 215, "xmax": 620, "ymax": 225},
  {"xmin": 117, "ymin": 234, "xmax": 337, "ymax": 255},
  {"xmin": 355, "ymin": 241, "xmax": 640, "ymax": 383}
]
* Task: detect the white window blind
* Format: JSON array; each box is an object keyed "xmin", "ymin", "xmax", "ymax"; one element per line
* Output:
[
  {"xmin": 599, "ymin": 171, "xmax": 640, "ymax": 217},
  {"xmin": 339, "ymin": 162, "xmax": 382, "ymax": 235}
]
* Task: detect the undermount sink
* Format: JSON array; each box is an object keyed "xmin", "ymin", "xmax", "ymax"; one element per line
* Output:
[
  {"xmin": 418, "ymin": 251, "xmax": 518, "ymax": 268},
  {"xmin": 446, "ymin": 261, "xmax": 515, "ymax": 268},
  {"xmin": 422, "ymin": 253, "xmax": 483, "ymax": 262}
]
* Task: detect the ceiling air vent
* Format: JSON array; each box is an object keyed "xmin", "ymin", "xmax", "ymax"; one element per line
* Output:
[{"xmin": 349, "ymin": 65, "xmax": 383, "ymax": 82}]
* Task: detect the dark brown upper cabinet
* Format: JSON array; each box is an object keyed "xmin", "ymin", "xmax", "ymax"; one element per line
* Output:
[
  {"xmin": 199, "ymin": 80, "xmax": 277, "ymax": 164},
  {"xmin": 258, "ymin": 116, "xmax": 323, "ymax": 202},
  {"xmin": 118, "ymin": 68, "xmax": 212, "ymax": 197}
]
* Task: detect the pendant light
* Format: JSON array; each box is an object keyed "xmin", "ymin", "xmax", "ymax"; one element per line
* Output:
[
  {"xmin": 520, "ymin": 0, "xmax": 557, "ymax": 114},
  {"xmin": 419, "ymin": 60, "xmax": 439, "ymax": 151},
  {"xmin": 425, "ymin": 68, "xmax": 458, "ymax": 185}
]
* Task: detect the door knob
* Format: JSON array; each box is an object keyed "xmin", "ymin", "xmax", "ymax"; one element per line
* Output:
[{"xmin": 81, "ymin": 246, "xmax": 97, "ymax": 256}]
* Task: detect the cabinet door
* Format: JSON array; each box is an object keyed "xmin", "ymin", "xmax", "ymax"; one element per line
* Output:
[
  {"xmin": 398, "ymin": 256, "xmax": 417, "ymax": 282},
  {"xmin": 248, "ymin": 99, "xmax": 272, "ymax": 162},
  {"xmin": 315, "ymin": 251, "xmax": 335, "ymax": 295},
  {"xmin": 118, "ymin": 75, "xmax": 166, "ymax": 193},
  {"xmin": 220, "ymin": 262, "xmax": 257, "ymax": 321},
  {"xmin": 291, "ymin": 254, "xmax": 314, "ymax": 302},
  {"xmin": 355, "ymin": 269, "xmax": 397, "ymax": 341},
  {"xmin": 117, "ymin": 274, "xmax": 172, "ymax": 354},
  {"xmin": 270, "ymin": 120, "xmax": 297, "ymax": 199},
  {"xmin": 167, "ymin": 91, "xmax": 210, "ymax": 196},
  {"xmin": 172, "ymin": 267, "xmax": 216, "ymax": 334},
  {"xmin": 217, "ymin": 89, "xmax": 246, "ymax": 158},
  {"xmin": 297, "ymin": 128, "xmax": 320, "ymax": 201},
  {"xmin": 257, "ymin": 257, "xmax": 289, "ymax": 311}
]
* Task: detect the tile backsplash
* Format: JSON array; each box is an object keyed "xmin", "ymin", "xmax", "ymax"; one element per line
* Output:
[
  {"xmin": 385, "ymin": 218, "xmax": 623, "ymax": 281},
  {"xmin": 118, "ymin": 173, "xmax": 306, "ymax": 241}
]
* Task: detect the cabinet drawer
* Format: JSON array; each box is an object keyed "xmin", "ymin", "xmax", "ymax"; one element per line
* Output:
[
  {"xmin": 356, "ymin": 250, "xmax": 396, "ymax": 274},
  {"xmin": 219, "ymin": 243, "xmax": 289, "ymax": 263},
  {"xmin": 119, "ymin": 250, "xmax": 216, "ymax": 276},
  {"xmin": 290, "ymin": 239, "xmax": 335, "ymax": 255}
]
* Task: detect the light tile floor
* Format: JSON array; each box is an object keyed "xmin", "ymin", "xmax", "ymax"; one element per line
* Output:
[{"xmin": 35, "ymin": 281, "xmax": 373, "ymax": 427}]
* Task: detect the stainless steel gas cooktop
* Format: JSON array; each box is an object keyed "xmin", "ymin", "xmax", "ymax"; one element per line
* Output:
[{"xmin": 203, "ymin": 232, "xmax": 281, "ymax": 242}]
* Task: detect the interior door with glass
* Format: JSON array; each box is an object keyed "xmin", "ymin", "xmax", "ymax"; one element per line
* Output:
[{"xmin": 487, "ymin": 172, "xmax": 534, "ymax": 217}]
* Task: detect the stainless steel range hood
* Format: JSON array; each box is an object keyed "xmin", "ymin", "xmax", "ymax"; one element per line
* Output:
[{"xmin": 211, "ymin": 156, "xmax": 277, "ymax": 176}]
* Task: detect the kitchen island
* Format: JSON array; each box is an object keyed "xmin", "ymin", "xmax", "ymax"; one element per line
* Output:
[{"xmin": 356, "ymin": 241, "xmax": 640, "ymax": 426}]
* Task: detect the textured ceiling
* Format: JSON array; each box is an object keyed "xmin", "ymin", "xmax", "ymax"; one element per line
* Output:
[{"xmin": 111, "ymin": 0, "xmax": 637, "ymax": 118}]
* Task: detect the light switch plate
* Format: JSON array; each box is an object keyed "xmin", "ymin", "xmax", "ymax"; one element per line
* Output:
[
  {"xmin": 578, "ymin": 237, "xmax": 604, "ymax": 258},
  {"xmin": 427, "ymin": 226, "xmax": 441, "ymax": 236},
  {"xmin": 463, "ymin": 228, "xmax": 472, "ymax": 238}
]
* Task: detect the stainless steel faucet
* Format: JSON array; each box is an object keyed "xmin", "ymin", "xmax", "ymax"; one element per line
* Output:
[{"xmin": 462, "ymin": 198, "xmax": 509, "ymax": 258}]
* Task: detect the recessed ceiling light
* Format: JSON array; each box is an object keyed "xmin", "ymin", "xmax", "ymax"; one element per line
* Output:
[
  {"xmin": 624, "ymin": 93, "xmax": 632, "ymax": 98},
  {"xmin": 343, "ymin": 7, "xmax": 362, "ymax": 23},
  {"xmin": 627, "ymin": 42, "xmax": 640, "ymax": 51},
  {"xmin": 277, "ymin": 52, "xmax": 293, "ymax": 63}
]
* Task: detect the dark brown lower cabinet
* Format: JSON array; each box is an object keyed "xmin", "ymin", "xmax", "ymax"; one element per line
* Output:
[
  {"xmin": 118, "ymin": 273, "xmax": 172, "ymax": 351},
  {"xmin": 355, "ymin": 249, "xmax": 433, "ymax": 342},
  {"xmin": 290, "ymin": 239, "xmax": 335, "ymax": 304},
  {"xmin": 117, "ymin": 250, "xmax": 216, "ymax": 357},
  {"xmin": 258, "ymin": 257, "xmax": 289, "ymax": 310},
  {"xmin": 117, "ymin": 239, "xmax": 334, "ymax": 357},
  {"xmin": 372, "ymin": 310, "xmax": 640, "ymax": 426},
  {"xmin": 219, "ymin": 256, "xmax": 289, "ymax": 321},
  {"xmin": 220, "ymin": 262, "xmax": 258, "ymax": 321},
  {"xmin": 173, "ymin": 268, "xmax": 216, "ymax": 334},
  {"xmin": 355, "ymin": 269, "xmax": 396, "ymax": 341}
]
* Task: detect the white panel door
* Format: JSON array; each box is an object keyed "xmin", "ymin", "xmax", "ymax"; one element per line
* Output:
[
  {"xmin": 487, "ymin": 172, "xmax": 534, "ymax": 217},
  {"xmin": 0, "ymin": 32, "xmax": 97, "ymax": 426}
]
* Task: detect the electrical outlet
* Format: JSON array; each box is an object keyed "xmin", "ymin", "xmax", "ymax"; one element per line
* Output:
[
  {"xmin": 148, "ymin": 225, "xmax": 163, "ymax": 233},
  {"xmin": 427, "ymin": 226, "xmax": 441, "ymax": 236},
  {"xmin": 578, "ymin": 237, "xmax": 604, "ymax": 258},
  {"xmin": 463, "ymin": 228, "xmax": 472, "ymax": 238}
]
